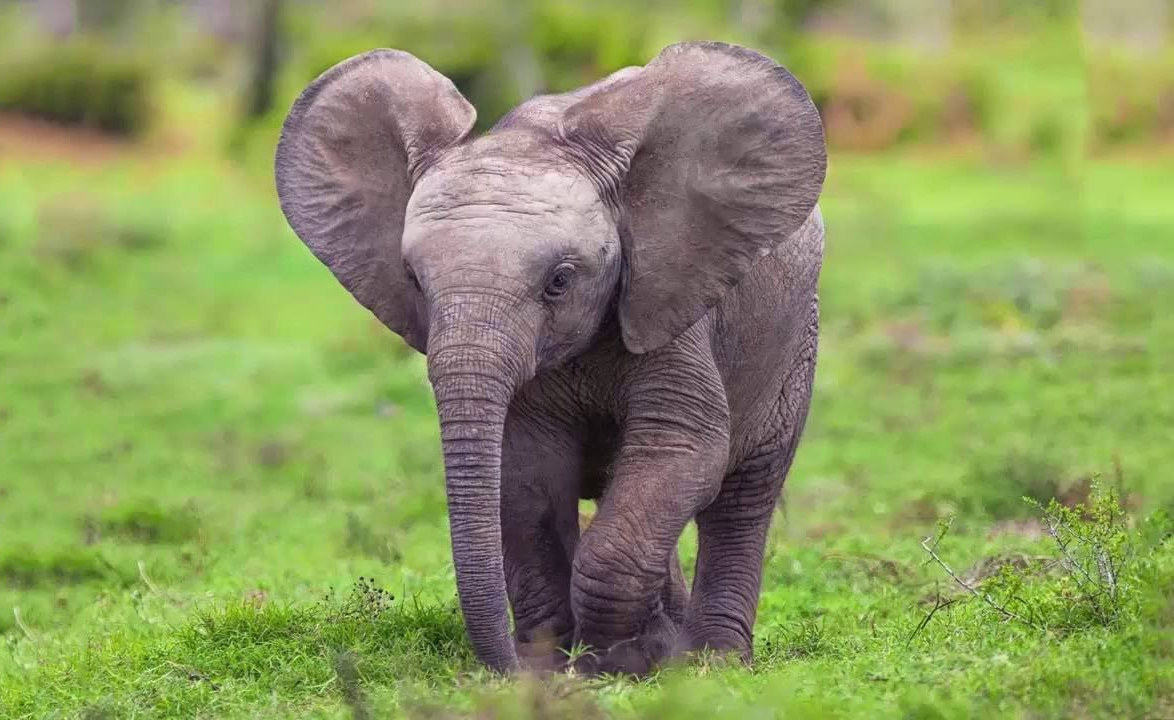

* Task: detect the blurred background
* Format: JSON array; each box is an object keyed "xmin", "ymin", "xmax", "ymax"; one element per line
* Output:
[
  {"xmin": 0, "ymin": 0, "xmax": 1171, "ymax": 166},
  {"xmin": 1, "ymin": 1, "xmax": 1173, "ymax": 715}
]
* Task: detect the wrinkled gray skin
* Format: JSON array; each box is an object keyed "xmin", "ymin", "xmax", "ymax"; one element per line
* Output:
[{"xmin": 275, "ymin": 41, "xmax": 827, "ymax": 676}]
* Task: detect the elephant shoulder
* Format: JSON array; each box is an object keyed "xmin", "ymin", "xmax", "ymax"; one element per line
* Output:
[{"xmin": 770, "ymin": 203, "xmax": 824, "ymax": 273}]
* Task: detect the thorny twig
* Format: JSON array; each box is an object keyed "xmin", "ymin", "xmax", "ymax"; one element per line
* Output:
[
  {"xmin": 1041, "ymin": 515, "xmax": 1104, "ymax": 594},
  {"xmin": 906, "ymin": 591, "xmax": 957, "ymax": 646},
  {"xmin": 1040, "ymin": 507, "xmax": 1129, "ymax": 625},
  {"xmin": 920, "ymin": 519, "xmax": 1042, "ymax": 631}
]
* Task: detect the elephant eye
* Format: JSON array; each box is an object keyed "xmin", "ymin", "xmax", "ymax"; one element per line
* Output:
[
  {"xmin": 404, "ymin": 262, "xmax": 422, "ymax": 292},
  {"xmin": 543, "ymin": 262, "xmax": 575, "ymax": 300}
]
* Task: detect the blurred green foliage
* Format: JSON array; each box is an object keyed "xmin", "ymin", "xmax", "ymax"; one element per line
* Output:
[
  {"xmin": 0, "ymin": 41, "xmax": 152, "ymax": 137},
  {"xmin": 0, "ymin": 0, "xmax": 1170, "ymax": 157}
]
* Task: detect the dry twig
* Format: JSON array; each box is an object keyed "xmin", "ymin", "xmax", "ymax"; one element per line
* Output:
[{"xmin": 920, "ymin": 520, "xmax": 1042, "ymax": 631}]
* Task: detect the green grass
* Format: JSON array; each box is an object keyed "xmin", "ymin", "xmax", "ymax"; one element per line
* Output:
[{"xmin": 1, "ymin": 148, "xmax": 1172, "ymax": 718}]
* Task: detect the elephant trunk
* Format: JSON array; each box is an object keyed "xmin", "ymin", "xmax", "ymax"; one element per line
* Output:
[{"xmin": 426, "ymin": 302, "xmax": 534, "ymax": 673}]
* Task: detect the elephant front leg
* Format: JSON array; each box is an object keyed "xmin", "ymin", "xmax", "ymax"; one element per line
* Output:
[
  {"xmin": 571, "ymin": 442, "xmax": 725, "ymax": 675},
  {"xmin": 501, "ymin": 411, "xmax": 582, "ymax": 672},
  {"xmin": 570, "ymin": 352, "xmax": 729, "ymax": 675}
]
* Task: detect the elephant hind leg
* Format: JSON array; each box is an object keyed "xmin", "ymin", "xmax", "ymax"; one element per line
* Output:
[
  {"xmin": 684, "ymin": 444, "xmax": 788, "ymax": 661},
  {"xmin": 663, "ymin": 545, "xmax": 689, "ymax": 626},
  {"xmin": 685, "ymin": 310, "xmax": 818, "ymax": 661},
  {"xmin": 501, "ymin": 409, "xmax": 583, "ymax": 672}
]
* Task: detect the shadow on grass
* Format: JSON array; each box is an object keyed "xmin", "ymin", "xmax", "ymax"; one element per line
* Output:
[
  {"xmin": 0, "ymin": 545, "xmax": 131, "ymax": 588},
  {"xmin": 86, "ymin": 498, "xmax": 202, "ymax": 545}
]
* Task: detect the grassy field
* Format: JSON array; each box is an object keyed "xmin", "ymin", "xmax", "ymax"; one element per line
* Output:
[{"xmin": 1, "ymin": 140, "xmax": 1172, "ymax": 718}]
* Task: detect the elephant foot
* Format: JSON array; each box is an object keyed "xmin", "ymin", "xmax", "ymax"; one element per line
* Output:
[
  {"xmin": 574, "ymin": 611, "xmax": 681, "ymax": 677},
  {"xmin": 515, "ymin": 629, "xmax": 574, "ymax": 674},
  {"xmin": 678, "ymin": 624, "xmax": 753, "ymax": 666}
]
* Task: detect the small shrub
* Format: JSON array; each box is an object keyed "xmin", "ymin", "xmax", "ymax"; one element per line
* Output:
[
  {"xmin": 328, "ymin": 576, "xmax": 396, "ymax": 621},
  {"xmin": 1025, "ymin": 481, "xmax": 1136, "ymax": 628},
  {"xmin": 922, "ymin": 477, "xmax": 1144, "ymax": 634},
  {"xmin": 0, "ymin": 42, "xmax": 152, "ymax": 137}
]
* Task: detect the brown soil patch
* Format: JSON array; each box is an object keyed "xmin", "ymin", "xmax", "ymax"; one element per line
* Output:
[{"xmin": 0, "ymin": 113, "xmax": 134, "ymax": 165}]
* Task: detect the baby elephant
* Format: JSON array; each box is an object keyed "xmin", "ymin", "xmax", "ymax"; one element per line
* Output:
[{"xmin": 276, "ymin": 41, "xmax": 826, "ymax": 675}]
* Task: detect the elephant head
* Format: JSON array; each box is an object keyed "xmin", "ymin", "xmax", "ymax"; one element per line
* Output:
[{"xmin": 275, "ymin": 42, "xmax": 826, "ymax": 672}]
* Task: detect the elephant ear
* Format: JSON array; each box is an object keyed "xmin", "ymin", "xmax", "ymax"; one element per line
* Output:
[
  {"xmin": 560, "ymin": 42, "xmax": 827, "ymax": 354},
  {"xmin": 275, "ymin": 50, "xmax": 475, "ymax": 352}
]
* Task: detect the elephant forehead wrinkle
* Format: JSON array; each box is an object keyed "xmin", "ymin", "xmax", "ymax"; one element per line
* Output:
[
  {"xmin": 417, "ymin": 178, "xmax": 592, "ymax": 212},
  {"xmin": 403, "ymin": 168, "xmax": 607, "ymax": 252},
  {"xmin": 406, "ymin": 203, "xmax": 576, "ymax": 241}
]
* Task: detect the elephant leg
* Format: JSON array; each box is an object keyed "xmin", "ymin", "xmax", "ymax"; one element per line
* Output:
[
  {"xmin": 663, "ymin": 545, "xmax": 689, "ymax": 626},
  {"xmin": 571, "ymin": 337, "xmax": 729, "ymax": 675},
  {"xmin": 501, "ymin": 406, "xmax": 581, "ymax": 672},
  {"xmin": 684, "ymin": 444, "xmax": 788, "ymax": 661},
  {"xmin": 685, "ymin": 324, "xmax": 817, "ymax": 662}
]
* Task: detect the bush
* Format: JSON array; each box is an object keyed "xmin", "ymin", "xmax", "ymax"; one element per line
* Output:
[
  {"xmin": 275, "ymin": 3, "xmax": 1162, "ymax": 158},
  {"xmin": 0, "ymin": 42, "xmax": 152, "ymax": 137},
  {"xmin": 1024, "ymin": 483, "xmax": 1137, "ymax": 628},
  {"xmin": 783, "ymin": 41, "xmax": 1004, "ymax": 153},
  {"xmin": 294, "ymin": 1, "xmax": 649, "ymax": 132},
  {"xmin": 921, "ymin": 478, "xmax": 1158, "ymax": 634},
  {"xmin": 1088, "ymin": 53, "xmax": 1174, "ymax": 151}
]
